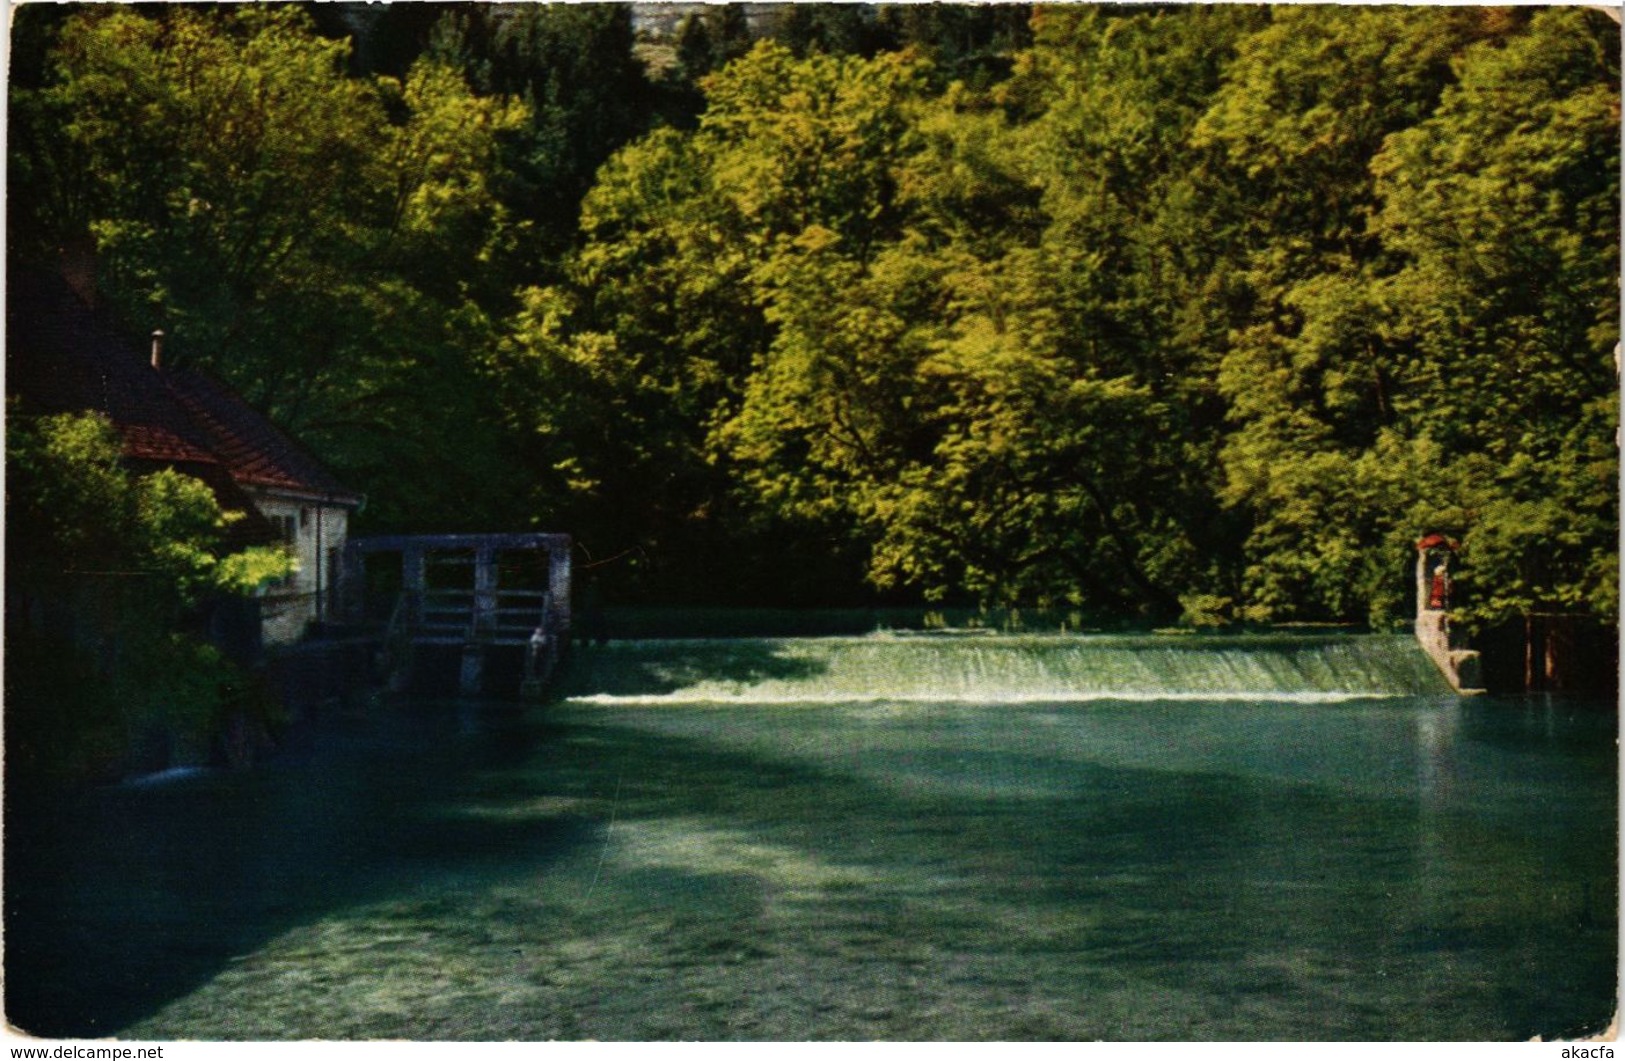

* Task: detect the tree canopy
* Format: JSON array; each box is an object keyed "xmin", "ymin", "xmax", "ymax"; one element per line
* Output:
[
  {"xmin": 5, "ymin": 409, "xmax": 294, "ymax": 779},
  {"xmin": 10, "ymin": 3, "xmax": 1619, "ymax": 633}
]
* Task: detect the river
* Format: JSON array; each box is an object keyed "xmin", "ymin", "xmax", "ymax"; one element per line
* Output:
[{"xmin": 4, "ymin": 633, "xmax": 1616, "ymax": 1040}]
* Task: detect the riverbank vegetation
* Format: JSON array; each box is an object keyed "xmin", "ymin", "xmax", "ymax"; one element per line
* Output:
[
  {"xmin": 10, "ymin": 4, "xmax": 1618, "ymax": 634},
  {"xmin": 5, "ymin": 410, "xmax": 293, "ymax": 780}
]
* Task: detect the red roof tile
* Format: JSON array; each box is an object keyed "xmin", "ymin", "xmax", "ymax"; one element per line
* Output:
[
  {"xmin": 162, "ymin": 368, "xmax": 362, "ymax": 502},
  {"xmin": 8, "ymin": 271, "xmax": 362, "ymax": 511}
]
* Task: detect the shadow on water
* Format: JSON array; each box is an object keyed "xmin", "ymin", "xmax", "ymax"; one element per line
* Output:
[
  {"xmin": 551, "ymin": 639, "xmax": 829, "ymax": 698},
  {"xmin": 507, "ymin": 701, "xmax": 1614, "ymax": 1041},
  {"xmin": 4, "ymin": 689, "xmax": 1616, "ymax": 1040},
  {"xmin": 3, "ymin": 706, "xmax": 595, "ymax": 1038},
  {"xmin": 1455, "ymin": 693, "xmax": 1620, "ymax": 751}
]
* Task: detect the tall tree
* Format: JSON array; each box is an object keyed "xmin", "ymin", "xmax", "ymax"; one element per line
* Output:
[
  {"xmin": 6, "ymin": 411, "xmax": 291, "ymax": 780},
  {"xmin": 20, "ymin": 3, "xmax": 1613, "ymax": 632},
  {"xmin": 426, "ymin": 4, "xmax": 653, "ymax": 262},
  {"xmin": 1368, "ymin": 6, "xmax": 1620, "ymax": 628},
  {"xmin": 1194, "ymin": 6, "xmax": 1544, "ymax": 623},
  {"xmin": 772, "ymin": 5, "xmax": 1262, "ymax": 617},
  {"xmin": 13, "ymin": 5, "xmax": 528, "ymax": 532}
]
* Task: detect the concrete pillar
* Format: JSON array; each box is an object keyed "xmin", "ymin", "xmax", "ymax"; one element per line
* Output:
[
  {"xmin": 339, "ymin": 542, "xmax": 363, "ymax": 624},
  {"xmin": 401, "ymin": 547, "xmax": 426, "ymax": 625},
  {"xmin": 1413, "ymin": 540, "xmax": 1484, "ymax": 695},
  {"xmin": 459, "ymin": 643, "xmax": 484, "ymax": 697},
  {"xmin": 473, "ymin": 546, "xmax": 498, "ymax": 635},
  {"xmin": 548, "ymin": 538, "xmax": 572, "ymax": 633}
]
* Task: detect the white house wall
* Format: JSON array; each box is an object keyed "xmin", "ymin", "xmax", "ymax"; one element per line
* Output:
[{"xmin": 250, "ymin": 493, "xmax": 351, "ymax": 646}]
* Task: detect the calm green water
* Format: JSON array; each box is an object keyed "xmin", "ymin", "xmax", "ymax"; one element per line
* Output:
[{"xmin": 5, "ymin": 635, "xmax": 1616, "ymax": 1040}]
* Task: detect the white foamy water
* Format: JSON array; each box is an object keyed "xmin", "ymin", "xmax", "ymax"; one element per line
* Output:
[{"xmin": 557, "ymin": 633, "xmax": 1451, "ymax": 706}]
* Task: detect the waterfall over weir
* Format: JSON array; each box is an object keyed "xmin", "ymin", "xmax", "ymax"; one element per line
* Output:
[{"xmin": 558, "ymin": 632, "xmax": 1454, "ymax": 705}]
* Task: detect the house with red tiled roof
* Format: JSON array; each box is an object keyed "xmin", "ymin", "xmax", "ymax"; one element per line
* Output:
[{"xmin": 7, "ymin": 270, "xmax": 365, "ymax": 646}]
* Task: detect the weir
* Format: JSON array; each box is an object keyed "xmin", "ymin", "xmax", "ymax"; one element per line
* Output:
[
  {"xmin": 308, "ymin": 535, "xmax": 1479, "ymax": 704},
  {"xmin": 557, "ymin": 632, "xmax": 1453, "ymax": 705}
]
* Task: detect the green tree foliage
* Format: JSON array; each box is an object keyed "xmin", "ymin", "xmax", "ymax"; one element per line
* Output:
[
  {"xmin": 701, "ymin": 7, "xmax": 1257, "ymax": 616},
  {"xmin": 489, "ymin": 44, "xmax": 933, "ymax": 601},
  {"xmin": 771, "ymin": 4, "xmax": 1036, "ymax": 86},
  {"xmin": 12, "ymin": 4, "xmax": 1618, "ymax": 641},
  {"xmin": 875, "ymin": 3, "xmax": 1033, "ymax": 89},
  {"xmin": 773, "ymin": 4, "xmax": 891, "ymax": 61},
  {"xmin": 426, "ymin": 4, "xmax": 653, "ymax": 261},
  {"xmin": 7, "ymin": 412, "xmax": 294, "ymax": 604},
  {"xmin": 12, "ymin": 4, "xmax": 527, "ymax": 531},
  {"xmin": 918, "ymin": 6, "xmax": 1266, "ymax": 617},
  {"xmin": 1369, "ymin": 7, "xmax": 1621, "ymax": 628},
  {"xmin": 6, "ymin": 411, "xmax": 293, "ymax": 780},
  {"xmin": 674, "ymin": 4, "xmax": 756, "ymax": 81},
  {"xmin": 1192, "ymin": 6, "xmax": 1515, "ymax": 624},
  {"xmin": 493, "ymin": 5, "xmax": 1617, "ymax": 631},
  {"xmin": 1205, "ymin": 7, "xmax": 1619, "ymax": 628}
]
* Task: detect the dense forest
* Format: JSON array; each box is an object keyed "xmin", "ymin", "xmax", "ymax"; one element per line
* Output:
[{"xmin": 9, "ymin": 2, "xmax": 1619, "ymax": 637}]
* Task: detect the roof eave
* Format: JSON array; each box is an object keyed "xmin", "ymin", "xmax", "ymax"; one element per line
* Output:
[{"xmin": 239, "ymin": 482, "xmax": 366, "ymax": 509}]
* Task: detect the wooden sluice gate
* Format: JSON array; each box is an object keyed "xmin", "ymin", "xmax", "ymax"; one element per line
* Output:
[{"xmin": 338, "ymin": 533, "xmax": 572, "ymax": 699}]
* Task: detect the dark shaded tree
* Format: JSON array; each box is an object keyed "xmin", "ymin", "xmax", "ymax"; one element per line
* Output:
[{"xmin": 426, "ymin": 4, "xmax": 654, "ymax": 263}]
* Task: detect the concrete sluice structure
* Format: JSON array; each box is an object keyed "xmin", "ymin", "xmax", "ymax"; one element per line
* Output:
[
  {"xmin": 335, "ymin": 532, "xmax": 573, "ymax": 699},
  {"xmin": 1414, "ymin": 534, "xmax": 1486, "ymax": 695}
]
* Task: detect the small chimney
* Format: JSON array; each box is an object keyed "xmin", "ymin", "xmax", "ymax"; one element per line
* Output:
[{"xmin": 150, "ymin": 330, "xmax": 165, "ymax": 370}]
